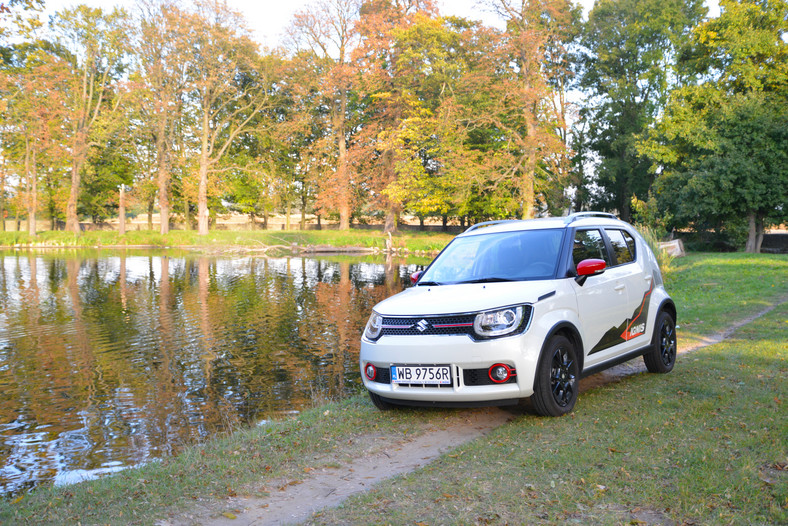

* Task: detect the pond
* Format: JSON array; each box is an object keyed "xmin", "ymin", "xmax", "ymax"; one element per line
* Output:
[{"xmin": 0, "ymin": 250, "xmax": 421, "ymax": 497}]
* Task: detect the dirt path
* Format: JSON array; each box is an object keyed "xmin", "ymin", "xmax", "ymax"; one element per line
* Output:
[{"xmin": 172, "ymin": 299, "xmax": 787, "ymax": 526}]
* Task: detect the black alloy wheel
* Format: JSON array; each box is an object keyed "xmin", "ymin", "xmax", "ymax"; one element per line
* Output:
[
  {"xmin": 551, "ymin": 345, "xmax": 576, "ymax": 407},
  {"xmin": 644, "ymin": 311, "xmax": 677, "ymax": 373},
  {"xmin": 531, "ymin": 335, "xmax": 579, "ymax": 417}
]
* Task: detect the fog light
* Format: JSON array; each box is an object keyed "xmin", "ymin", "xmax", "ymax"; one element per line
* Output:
[
  {"xmin": 365, "ymin": 363, "xmax": 377, "ymax": 381},
  {"xmin": 489, "ymin": 364, "xmax": 515, "ymax": 384}
]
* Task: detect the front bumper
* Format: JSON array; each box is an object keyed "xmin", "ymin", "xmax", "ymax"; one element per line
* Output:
[{"xmin": 360, "ymin": 333, "xmax": 540, "ymax": 404}]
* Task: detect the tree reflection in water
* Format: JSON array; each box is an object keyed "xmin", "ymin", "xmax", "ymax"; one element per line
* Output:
[{"xmin": 0, "ymin": 250, "xmax": 424, "ymax": 496}]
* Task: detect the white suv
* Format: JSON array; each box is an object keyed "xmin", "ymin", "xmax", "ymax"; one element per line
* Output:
[{"xmin": 360, "ymin": 212, "xmax": 677, "ymax": 416}]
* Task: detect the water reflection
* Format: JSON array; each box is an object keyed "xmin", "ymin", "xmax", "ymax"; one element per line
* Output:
[{"xmin": 0, "ymin": 250, "xmax": 420, "ymax": 496}]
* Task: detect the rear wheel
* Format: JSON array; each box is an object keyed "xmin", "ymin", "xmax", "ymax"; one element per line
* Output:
[
  {"xmin": 531, "ymin": 335, "xmax": 579, "ymax": 417},
  {"xmin": 368, "ymin": 391, "xmax": 398, "ymax": 410},
  {"xmin": 644, "ymin": 311, "xmax": 677, "ymax": 373}
]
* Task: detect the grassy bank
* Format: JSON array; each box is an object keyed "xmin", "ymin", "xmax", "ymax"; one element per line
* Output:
[
  {"xmin": 0, "ymin": 229, "xmax": 455, "ymax": 254},
  {"xmin": 1, "ymin": 253, "xmax": 786, "ymax": 525}
]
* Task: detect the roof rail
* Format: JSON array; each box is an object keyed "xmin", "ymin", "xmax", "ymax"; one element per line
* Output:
[
  {"xmin": 464, "ymin": 219, "xmax": 522, "ymax": 233},
  {"xmin": 563, "ymin": 211, "xmax": 617, "ymax": 224}
]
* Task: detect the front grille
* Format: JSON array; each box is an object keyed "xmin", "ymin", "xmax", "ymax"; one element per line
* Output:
[
  {"xmin": 372, "ymin": 367, "xmax": 391, "ymax": 384},
  {"xmin": 371, "ymin": 366, "xmax": 516, "ymax": 387},
  {"xmin": 463, "ymin": 368, "xmax": 517, "ymax": 386},
  {"xmin": 380, "ymin": 315, "xmax": 476, "ymax": 337}
]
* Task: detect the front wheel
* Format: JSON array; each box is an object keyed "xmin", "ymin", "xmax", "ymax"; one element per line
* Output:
[
  {"xmin": 531, "ymin": 335, "xmax": 579, "ymax": 417},
  {"xmin": 368, "ymin": 390, "xmax": 398, "ymax": 410},
  {"xmin": 643, "ymin": 311, "xmax": 677, "ymax": 373}
]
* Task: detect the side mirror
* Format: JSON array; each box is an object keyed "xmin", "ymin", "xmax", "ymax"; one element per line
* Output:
[
  {"xmin": 410, "ymin": 270, "xmax": 423, "ymax": 285},
  {"xmin": 575, "ymin": 259, "xmax": 606, "ymax": 286}
]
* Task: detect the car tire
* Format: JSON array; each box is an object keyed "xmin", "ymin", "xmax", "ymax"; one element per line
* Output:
[
  {"xmin": 368, "ymin": 391, "xmax": 398, "ymax": 410},
  {"xmin": 531, "ymin": 335, "xmax": 579, "ymax": 417},
  {"xmin": 644, "ymin": 311, "xmax": 677, "ymax": 373}
]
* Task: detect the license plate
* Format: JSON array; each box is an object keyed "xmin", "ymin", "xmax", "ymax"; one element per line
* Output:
[{"xmin": 391, "ymin": 365, "xmax": 452, "ymax": 385}]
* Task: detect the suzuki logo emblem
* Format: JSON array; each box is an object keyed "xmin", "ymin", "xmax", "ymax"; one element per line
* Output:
[{"xmin": 415, "ymin": 319, "xmax": 430, "ymax": 332}]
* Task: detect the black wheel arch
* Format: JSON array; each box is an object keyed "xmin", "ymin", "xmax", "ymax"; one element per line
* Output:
[
  {"xmin": 658, "ymin": 299, "xmax": 677, "ymax": 325},
  {"xmin": 539, "ymin": 321, "xmax": 585, "ymax": 374}
]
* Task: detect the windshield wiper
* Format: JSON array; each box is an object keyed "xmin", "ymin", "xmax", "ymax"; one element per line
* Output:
[
  {"xmin": 417, "ymin": 280, "xmax": 442, "ymax": 286},
  {"xmin": 456, "ymin": 277, "xmax": 517, "ymax": 284}
]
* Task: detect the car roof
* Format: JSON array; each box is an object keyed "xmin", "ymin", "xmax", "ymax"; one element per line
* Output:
[{"xmin": 457, "ymin": 213, "xmax": 630, "ymax": 238}]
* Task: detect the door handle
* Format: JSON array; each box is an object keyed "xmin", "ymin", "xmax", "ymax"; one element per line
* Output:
[{"xmin": 614, "ymin": 284, "xmax": 625, "ymax": 292}]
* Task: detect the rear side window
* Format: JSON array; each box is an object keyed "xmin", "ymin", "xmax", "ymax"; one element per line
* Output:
[
  {"xmin": 573, "ymin": 229, "xmax": 611, "ymax": 267},
  {"xmin": 606, "ymin": 229, "xmax": 636, "ymax": 265}
]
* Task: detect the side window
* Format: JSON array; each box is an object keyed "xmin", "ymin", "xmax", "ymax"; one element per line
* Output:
[
  {"xmin": 606, "ymin": 229, "xmax": 635, "ymax": 265},
  {"xmin": 573, "ymin": 229, "xmax": 611, "ymax": 267},
  {"xmin": 622, "ymin": 230, "xmax": 637, "ymax": 259}
]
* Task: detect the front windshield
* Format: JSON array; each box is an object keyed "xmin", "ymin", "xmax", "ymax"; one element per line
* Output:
[{"xmin": 419, "ymin": 229, "xmax": 564, "ymax": 285}]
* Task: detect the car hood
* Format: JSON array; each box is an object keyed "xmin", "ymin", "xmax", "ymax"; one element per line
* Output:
[{"xmin": 373, "ymin": 280, "xmax": 560, "ymax": 316}]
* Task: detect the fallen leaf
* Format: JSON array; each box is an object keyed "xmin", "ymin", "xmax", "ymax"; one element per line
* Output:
[{"xmin": 222, "ymin": 512, "xmax": 237, "ymax": 519}]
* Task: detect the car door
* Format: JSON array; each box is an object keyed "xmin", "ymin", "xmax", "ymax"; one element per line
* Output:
[
  {"xmin": 571, "ymin": 228, "xmax": 633, "ymax": 369},
  {"xmin": 604, "ymin": 228, "xmax": 654, "ymax": 348}
]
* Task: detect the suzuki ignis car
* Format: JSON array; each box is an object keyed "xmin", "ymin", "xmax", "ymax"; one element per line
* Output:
[{"xmin": 360, "ymin": 212, "xmax": 677, "ymax": 416}]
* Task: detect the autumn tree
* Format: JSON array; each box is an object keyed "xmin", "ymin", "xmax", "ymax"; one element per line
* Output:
[
  {"xmin": 288, "ymin": 0, "xmax": 360, "ymax": 230},
  {"xmin": 353, "ymin": 0, "xmax": 443, "ymax": 233},
  {"xmin": 183, "ymin": 0, "xmax": 276, "ymax": 236},
  {"xmin": 371, "ymin": 13, "xmax": 477, "ymax": 224},
  {"xmin": 51, "ymin": 5, "xmax": 131, "ymax": 232},
  {"xmin": 0, "ymin": 0, "xmax": 43, "ymax": 43},
  {"xmin": 134, "ymin": 0, "xmax": 191, "ymax": 234},
  {"xmin": 0, "ymin": 40, "xmax": 69, "ymax": 235},
  {"xmin": 475, "ymin": 0, "xmax": 579, "ymax": 219}
]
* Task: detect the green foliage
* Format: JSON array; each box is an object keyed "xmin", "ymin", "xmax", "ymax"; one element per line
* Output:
[
  {"xmin": 641, "ymin": 0, "xmax": 788, "ymax": 251},
  {"xmin": 634, "ymin": 222, "xmax": 675, "ymax": 276},
  {"xmin": 578, "ymin": 0, "xmax": 706, "ymax": 220}
]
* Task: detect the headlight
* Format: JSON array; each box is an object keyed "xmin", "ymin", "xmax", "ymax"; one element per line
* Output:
[
  {"xmin": 473, "ymin": 306, "xmax": 524, "ymax": 338},
  {"xmin": 364, "ymin": 311, "xmax": 383, "ymax": 341}
]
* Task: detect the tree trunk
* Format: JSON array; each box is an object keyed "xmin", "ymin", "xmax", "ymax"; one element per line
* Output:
[
  {"xmin": 25, "ymin": 136, "xmax": 38, "ymax": 237},
  {"xmin": 147, "ymin": 199, "xmax": 154, "ymax": 230},
  {"xmin": 745, "ymin": 213, "xmax": 758, "ymax": 253},
  {"xmin": 118, "ymin": 184, "xmax": 126, "ymax": 235},
  {"xmin": 300, "ymin": 192, "xmax": 307, "ymax": 230},
  {"xmin": 521, "ymin": 112, "xmax": 537, "ymax": 220},
  {"xmin": 184, "ymin": 197, "xmax": 191, "ymax": 229},
  {"xmin": 382, "ymin": 149, "xmax": 398, "ymax": 234},
  {"xmin": 157, "ymin": 123, "xmax": 170, "ymax": 235},
  {"xmin": 0, "ymin": 157, "xmax": 5, "ymax": 232},
  {"xmin": 197, "ymin": 100, "xmax": 211, "ymax": 236},
  {"xmin": 383, "ymin": 206, "xmax": 398, "ymax": 234},
  {"xmin": 746, "ymin": 213, "xmax": 765, "ymax": 253},
  {"xmin": 65, "ymin": 162, "xmax": 84, "ymax": 232},
  {"xmin": 336, "ymin": 88, "xmax": 350, "ymax": 230},
  {"xmin": 521, "ymin": 163, "xmax": 535, "ymax": 220},
  {"xmin": 65, "ymin": 132, "xmax": 87, "ymax": 233},
  {"xmin": 756, "ymin": 217, "xmax": 764, "ymax": 253}
]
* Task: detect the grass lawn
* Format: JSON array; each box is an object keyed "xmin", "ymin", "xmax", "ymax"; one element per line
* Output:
[
  {"xmin": 309, "ymin": 301, "xmax": 787, "ymax": 525},
  {"xmin": 0, "ymin": 252, "xmax": 786, "ymax": 525},
  {"xmin": 0, "ymin": 228, "xmax": 455, "ymax": 254}
]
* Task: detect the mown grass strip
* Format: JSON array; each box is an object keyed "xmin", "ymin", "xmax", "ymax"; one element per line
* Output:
[{"xmin": 0, "ymin": 229, "xmax": 455, "ymax": 253}]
